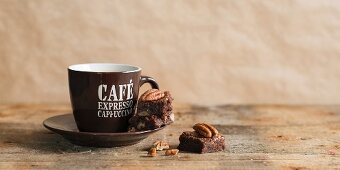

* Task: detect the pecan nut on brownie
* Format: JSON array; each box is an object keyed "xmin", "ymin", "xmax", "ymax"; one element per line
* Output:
[
  {"xmin": 128, "ymin": 89, "xmax": 174, "ymax": 132},
  {"xmin": 178, "ymin": 123, "xmax": 225, "ymax": 153}
]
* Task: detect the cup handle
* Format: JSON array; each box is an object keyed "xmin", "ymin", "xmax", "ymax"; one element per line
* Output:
[{"xmin": 140, "ymin": 76, "xmax": 159, "ymax": 89}]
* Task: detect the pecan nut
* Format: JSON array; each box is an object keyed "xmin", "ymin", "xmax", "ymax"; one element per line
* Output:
[
  {"xmin": 148, "ymin": 147, "xmax": 157, "ymax": 157},
  {"xmin": 153, "ymin": 141, "xmax": 170, "ymax": 151},
  {"xmin": 140, "ymin": 89, "xmax": 165, "ymax": 101},
  {"xmin": 165, "ymin": 149, "xmax": 179, "ymax": 156},
  {"xmin": 193, "ymin": 123, "xmax": 219, "ymax": 138}
]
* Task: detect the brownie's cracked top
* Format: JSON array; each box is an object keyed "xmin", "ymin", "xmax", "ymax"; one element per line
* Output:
[
  {"xmin": 179, "ymin": 131, "xmax": 224, "ymax": 143},
  {"xmin": 128, "ymin": 89, "xmax": 174, "ymax": 132}
]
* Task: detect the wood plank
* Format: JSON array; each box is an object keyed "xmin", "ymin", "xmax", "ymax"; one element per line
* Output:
[{"xmin": 0, "ymin": 104, "xmax": 339, "ymax": 169}]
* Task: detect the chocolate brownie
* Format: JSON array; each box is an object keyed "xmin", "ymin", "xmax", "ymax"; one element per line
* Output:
[
  {"xmin": 178, "ymin": 123, "xmax": 225, "ymax": 153},
  {"xmin": 178, "ymin": 131, "xmax": 225, "ymax": 153},
  {"xmin": 128, "ymin": 89, "xmax": 174, "ymax": 132}
]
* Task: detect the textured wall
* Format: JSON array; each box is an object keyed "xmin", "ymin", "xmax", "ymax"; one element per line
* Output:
[{"xmin": 0, "ymin": 0, "xmax": 340, "ymax": 105}]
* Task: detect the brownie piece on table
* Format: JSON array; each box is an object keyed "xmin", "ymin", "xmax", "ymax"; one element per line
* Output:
[
  {"xmin": 128, "ymin": 89, "xmax": 174, "ymax": 132},
  {"xmin": 178, "ymin": 123, "xmax": 225, "ymax": 153}
]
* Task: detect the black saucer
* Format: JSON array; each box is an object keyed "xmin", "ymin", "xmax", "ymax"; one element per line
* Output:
[{"xmin": 43, "ymin": 114, "xmax": 165, "ymax": 147}]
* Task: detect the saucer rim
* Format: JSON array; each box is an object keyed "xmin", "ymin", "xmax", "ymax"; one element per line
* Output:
[{"xmin": 43, "ymin": 113, "xmax": 166, "ymax": 136}]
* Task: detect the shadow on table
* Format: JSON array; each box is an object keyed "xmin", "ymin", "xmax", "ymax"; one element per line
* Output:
[{"xmin": 0, "ymin": 122, "xmax": 96, "ymax": 154}]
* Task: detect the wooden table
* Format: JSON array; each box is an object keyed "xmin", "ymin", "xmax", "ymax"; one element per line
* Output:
[{"xmin": 0, "ymin": 104, "xmax": 339, "ymax": 169}]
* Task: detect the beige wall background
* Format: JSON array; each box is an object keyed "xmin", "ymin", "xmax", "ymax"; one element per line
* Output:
[{"xmin": 0, "ymin": 0, "xmax": 340, "ymax": 105}]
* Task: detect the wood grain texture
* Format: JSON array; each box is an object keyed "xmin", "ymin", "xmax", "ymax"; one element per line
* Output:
[{"xmin": 0, "ymin": 104, "xmax": 339, "ymax": 169}]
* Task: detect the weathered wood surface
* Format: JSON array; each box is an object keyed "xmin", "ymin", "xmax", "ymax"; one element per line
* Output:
[{"xmin": 0, "ymin": 104, "xmax": 339, "ymax": 169}]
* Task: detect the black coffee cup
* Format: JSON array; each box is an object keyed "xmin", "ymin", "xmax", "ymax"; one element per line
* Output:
[{"xmin": 68, "ymin": 63, "xmax": 158, "ymax": 133}]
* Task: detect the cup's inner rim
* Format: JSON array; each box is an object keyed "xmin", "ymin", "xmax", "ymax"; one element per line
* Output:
[{"xmin": 68, "ymin": 63, "xmax": 141, "ymax": 73}]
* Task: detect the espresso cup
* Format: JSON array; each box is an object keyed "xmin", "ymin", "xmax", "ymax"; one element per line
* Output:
[{"xmin": 68, "ymin": 63, "xmax": 159, "ymax": 133}]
